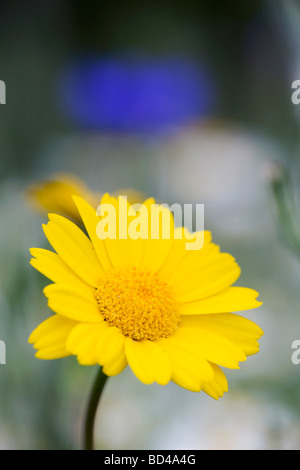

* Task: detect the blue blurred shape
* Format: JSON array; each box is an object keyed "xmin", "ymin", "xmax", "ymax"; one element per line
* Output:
[{"xmin": 58, "ymin": 55, "xmax": 215, "ymax": 133}]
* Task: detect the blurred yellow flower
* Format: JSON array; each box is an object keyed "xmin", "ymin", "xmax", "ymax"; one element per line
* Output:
[
  {"xmin": 29, "ymin": 194, "xmax": 263, "ymax": 399},
  {"xmin": 27, "ymin": 173, "xmax": 146, "ymax": 222},
  {"xmin": 27, "ymin": 173, "xmax": 98, "ymax": 222}
]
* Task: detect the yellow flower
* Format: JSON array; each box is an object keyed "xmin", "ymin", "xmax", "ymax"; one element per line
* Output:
[
  {"xmin": 29, "ymin": 194, "xmax": 263, "ymax": 399},
  {"xmin": 27, "ymin": 173, "xmax": 146, "ymax": 222},
  {"xmin": 27, "ymin": 173, "xmax": 98, "ymax": 222}
]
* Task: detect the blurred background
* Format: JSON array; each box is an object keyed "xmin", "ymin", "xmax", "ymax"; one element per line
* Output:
[{"xmin": 1, "ymin": 0, "xmax": 300, "ymax": 450}]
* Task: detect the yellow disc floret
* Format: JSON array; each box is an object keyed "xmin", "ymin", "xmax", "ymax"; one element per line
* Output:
[{"xmin": 95, "ymin": 267, "xmax": 180, "ymax": 341}]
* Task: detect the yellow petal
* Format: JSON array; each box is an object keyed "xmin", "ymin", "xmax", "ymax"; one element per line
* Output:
[
  {"xmin": 138, "ymin": 199, "xmax": 174, "ymax": 271},
  {"xmin": 29, "ymin": 313, "xmax": 77, "ymax": 344},
  {"xmin": 174, "ymin": 253, "xmax": 241, "ymax": 302},
  {"xmin": 29, "ymin": 314, "xmax": 77, "ymax": 359},
  {"xmin": 73, "ymin": 195, "xmax": 113, "ymax": 272},
  {"xmin": 201, "ymin": 364, "xmax": 228, "ymax": 400},
  {"xmin": 43, "ymin": 214, "xmax": 103, "ymax": 286},
  {"xmin": 30, "ymin": 248, "xmax": 91, "ymax": 291},
  {"xmin": 35, "ymin": 346, "xmax": 72, "ymax": 360},
  {"xmin": 180, "ymin": 312, "xmax": 263, "ymax": 356},
  {"xmin": 173, "ymin": 326, "xmax": 246, "ymax": 369},
  {"xmin": 157, "ymin": 335, "xmax": 214, "ymax": 392},
  {"xmin": 165, "ymin": 238, "xmax": 220, "ymax": 284},
  {"xmin": 66, "ymin": 322, "xmax": 108, "ymax": 365},
  {"xmin": 159, "ymin": 230, "xmax": 212, "ymax": 281},
  {"xmin": 96, "ymin": 194, "xmax": 144, "ymax": 269},
  {"xmin": 103, "ymin": 353, "xmax": 127, "ymax": 376},
  {"xmin": 43, "ymin": 284, "xmax": 102, "ymax": 322},
  {"xmin": 179, "ymin": 287, "xmax": 262, "ymax": 315},
  {"xmin": 96, "ymin": 326, "xmax": 127, "ymax": 376},
  {"xmin": 125, "ymin": 338, "xmax": 172, "ymax": 385}
]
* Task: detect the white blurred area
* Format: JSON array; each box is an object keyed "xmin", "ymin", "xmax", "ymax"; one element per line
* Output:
[
  {"xmin": 33, "ymin": 121, "xmax": 282, "ymax": 237},
  {"xmin": 1, "ymin": 121, "xmax": 300, "ymax": 449},
  {"xmin": 97, "ymin": 376, "xmax": 300, "ymax": 450},
  {"xmin": 157, "ymin": 123, "xmax": 279, "ymax": 237}
]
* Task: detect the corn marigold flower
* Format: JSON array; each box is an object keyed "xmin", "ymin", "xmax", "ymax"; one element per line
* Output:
[
  {"xmin": 29, "ymin": 194, "xmax": 263, "ymax": 399},
  {"xmin": 27, "ymin": 172, "xmax": 146, "ymax": 223},
  {"xmin": 27, "ymin": 173, "xmax": 97, "ymax": 222}
]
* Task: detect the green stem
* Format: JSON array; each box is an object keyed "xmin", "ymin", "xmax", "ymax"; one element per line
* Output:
[{"xmin": 83, "ymin": 367, "xmax": 108, "ymax": 450}]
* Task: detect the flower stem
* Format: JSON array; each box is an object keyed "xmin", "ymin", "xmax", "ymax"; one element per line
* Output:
[{"xmin": 83, "ymin": 366, "xmax": 108, "ymax": 450}]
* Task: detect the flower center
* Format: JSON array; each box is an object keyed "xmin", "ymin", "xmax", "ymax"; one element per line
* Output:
[{"xmin": 95, "ymin": 267, "xmax": 179, "ymax": 341}]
